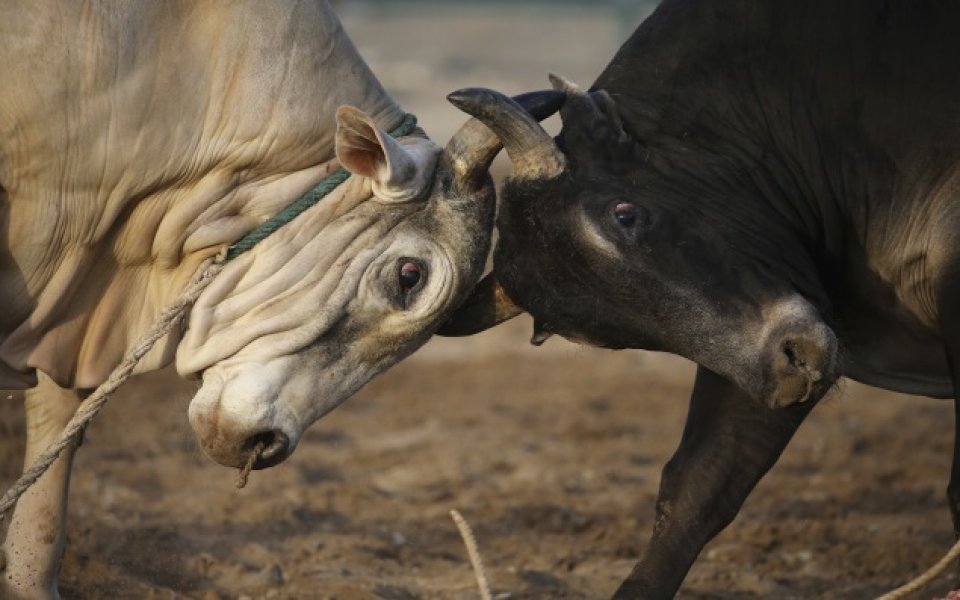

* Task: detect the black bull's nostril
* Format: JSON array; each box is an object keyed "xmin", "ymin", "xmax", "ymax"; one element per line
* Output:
[
  {"xmin": 764, "ymin": 324, "xmax": 837, "ymax": 409},
  {"xmin": 781, "ymin": 338, "xmax": 823, "ymax": 381},
  {"xmin": 243, "ymin": 430, "xmax": 290, "ymax": 469}
]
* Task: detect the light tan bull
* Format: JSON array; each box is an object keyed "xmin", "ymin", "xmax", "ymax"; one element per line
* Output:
[{"xmin": 0, "ymin": 1, "xmax": 558, "ymax": 596}]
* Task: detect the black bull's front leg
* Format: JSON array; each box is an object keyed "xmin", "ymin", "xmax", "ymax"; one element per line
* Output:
[{"xmin": 613, "ymin": 366, "xmax": 818, "ymax": 599}]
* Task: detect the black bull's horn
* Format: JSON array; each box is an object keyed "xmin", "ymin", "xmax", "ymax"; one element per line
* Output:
[
  {"xmin": 437, "ymin": 88, "xmax": 567, "ymax": 336},
  {"xmin": 444, "ymin": 88, "xmax": 567, "ymax": 184}
]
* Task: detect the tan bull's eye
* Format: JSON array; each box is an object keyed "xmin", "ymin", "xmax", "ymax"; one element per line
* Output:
[{"xmin": 399, "ymin": 260, "xmax": 422, "ymax": 290}]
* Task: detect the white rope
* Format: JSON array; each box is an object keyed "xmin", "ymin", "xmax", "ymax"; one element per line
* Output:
[
  {"xmin": 875, "ymin": 535, "xmax": 960, "ymax": 600},
  {"xmin": 450, "ymin": 509, "xmax": 493, "ymax": 600},
  {"xmin": 0, "ymin": 259, "xmax": 223, "ymax": 521}
]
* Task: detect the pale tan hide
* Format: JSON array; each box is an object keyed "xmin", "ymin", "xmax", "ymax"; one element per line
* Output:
[
  {"xmin": 0, "ymin": 0, "xmax": 404, "ymax": 388},
  {"xmin": 0, "ymin": 2, "xmax": 501, "ymax": 598}
]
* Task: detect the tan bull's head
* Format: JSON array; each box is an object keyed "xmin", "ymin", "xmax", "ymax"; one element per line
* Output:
[{"xmin": 178, "ymin": 94, "xmax": 561, "ymax": 469}]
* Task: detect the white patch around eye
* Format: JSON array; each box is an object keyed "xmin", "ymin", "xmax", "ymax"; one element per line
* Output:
[
  {"xmin": 364, "ymin": 237, "xmax": 456, "ymax": 333},
  {"xmin": 409, "ymin": 251, "xmax": 454, "ymax": 318},
  {"xmin": 576, "ymin": 208, "xmax": 621, "ymax": 258}
]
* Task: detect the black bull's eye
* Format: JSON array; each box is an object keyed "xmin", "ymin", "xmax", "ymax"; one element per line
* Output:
[
  {"xmin": 399, "ymin": 260, "xmax": 422, "ymax": 289},
  {"xmin": 614, "ymin": 202, "xmax": 638, "ymax": 227}
]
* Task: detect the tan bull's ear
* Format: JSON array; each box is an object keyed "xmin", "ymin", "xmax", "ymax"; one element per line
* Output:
[{"xmin": 335, "ymin": 106, "xmax": 433, "ymax": 203}]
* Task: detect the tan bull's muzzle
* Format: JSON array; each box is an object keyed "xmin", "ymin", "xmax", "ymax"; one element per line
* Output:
[{"xmin": 187, "ymin": 367, "xmax": 298, "ymax": 470}]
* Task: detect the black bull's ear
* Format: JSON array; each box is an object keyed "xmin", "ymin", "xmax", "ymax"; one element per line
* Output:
[
  {"xmin": 437, "ymin": 273, "xmax": 523, "ymax": 336},
  {"xmin": 436, "ymin": 88, "xmax": 565, "ymax": 337},
  {"xmin": 550, "ymin": 73, "xmax": 635, "ymax": 158}
]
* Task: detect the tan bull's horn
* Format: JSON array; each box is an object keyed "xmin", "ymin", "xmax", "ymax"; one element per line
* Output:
[
  {"xmin": 446, "ymin": 88, "xmax": 566, "ymax": 181},
  {"xmin": 443, "ymin": 90, "xmax": 566, "ymax": 192},
  {"xmin": 436, "ymin": 273, "xmax": 523, "ymax": 336}
]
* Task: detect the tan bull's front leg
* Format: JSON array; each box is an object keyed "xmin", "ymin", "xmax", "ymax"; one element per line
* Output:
[{"xmin": 2, "ymin": 372, "xmax": 80, "ymax": 600}]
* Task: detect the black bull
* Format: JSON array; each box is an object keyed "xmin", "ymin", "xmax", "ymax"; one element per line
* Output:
[{"xmin": 440, "ymin": 0, "xmax": 960, "ymax": 597}]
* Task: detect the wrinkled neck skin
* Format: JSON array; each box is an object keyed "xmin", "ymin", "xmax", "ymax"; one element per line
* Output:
[{"xmin": 0, "ymin": 0, "xmax": 405, "ymax": 389}]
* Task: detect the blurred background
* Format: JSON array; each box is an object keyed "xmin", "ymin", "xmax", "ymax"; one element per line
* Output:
[
  {"xmin": 2, "ymin": 2, "xmax": 958, "ymax": 598},
  {"xmin": 338, "ymin": 0, "xmax": 656, "ymax": 181}
]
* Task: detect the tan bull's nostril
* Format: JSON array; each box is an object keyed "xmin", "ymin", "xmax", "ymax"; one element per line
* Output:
[
  {"xmin": 243, "ymin": 430, "xmax": 290, "ymax": 469},
  {"xmin": 261, "ymin": 430, "xmax": 290, "ymax": 463},
  {"xmin": 235, "ymin": 430, "xmax": 291, "ymax": 488}
]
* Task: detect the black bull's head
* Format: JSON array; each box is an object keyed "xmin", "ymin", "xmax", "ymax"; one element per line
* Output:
[{"xmin": 439, "ymin": 76, "xmax": 839, "ymax": 410}]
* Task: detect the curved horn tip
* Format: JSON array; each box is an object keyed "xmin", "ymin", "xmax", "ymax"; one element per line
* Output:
[
  {"xmin": 446, "ymin": 88, "xmax": 498, "ymax": 113},
  {"xmin": 548, "ymin": 73, "xmax": 583, "ymax": 94}
]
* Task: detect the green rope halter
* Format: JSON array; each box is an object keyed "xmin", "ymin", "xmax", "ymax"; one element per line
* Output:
[{"xmin": 219, "ymin": 113, "xmax": 419, "ymax": 263}]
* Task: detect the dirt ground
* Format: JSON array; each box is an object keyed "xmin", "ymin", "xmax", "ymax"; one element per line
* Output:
[
  {"xmin": 3, "ymin": 322, "xmax": 959, "ymax": 599},
  {"xmin": 2, "ymin": 4, "xmax": 960, "ymax": 599}
]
